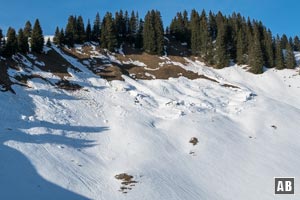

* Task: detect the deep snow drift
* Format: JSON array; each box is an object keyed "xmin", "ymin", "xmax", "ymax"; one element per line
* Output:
[{"xmin": 1, "ymin": 49, "xmax": 300, "ymax": 200}]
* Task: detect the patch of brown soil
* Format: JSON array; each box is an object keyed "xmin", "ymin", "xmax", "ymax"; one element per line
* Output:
[
  {"xmin": 115, "ymin": 173, "xmax": 138, "ymax": 194},
  {"xmin": 189, "ymin": 137, "xmax": 199, "ymax": 146},
  {"xmin": 0, "ymin": 59, "xmax": 21, "ymax": 93},
  {"xmin": 56, "ymin": 79, "xmax": 82, "ymax": 91},
  {"xmin": 34, "ymin": 49, "xmax": 80, "ymax": 78}
]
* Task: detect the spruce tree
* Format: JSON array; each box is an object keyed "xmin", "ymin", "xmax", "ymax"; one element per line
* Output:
[
  {"xmin": 65, "ymin": 15, "xmax": 76, "ymax": 47},
  {"xmin": 208, "ymin": 11, "xmax": 217, "ymax": 40},
  {"xmin": 293, "ymin": 36, "xmax": 300, "ymax": 51},
  {"xmin": 190, "ymin": 9, "xmax": 200, "ymax": 55},
  {"xmin": 182, "ymin": 10, "xmax": 190, "ymax": 44},
  {"xmin": 199, "ymin": 10, "xmax": 210, "ymax": 59},
  {"xmin": 236, "ymin": 29, "xmax": 246, "ymax": 64},
  {"xmin": 281, "ymin": 34, "xmax": 288, "ymax": 49},
  {"xmin": 4, "ymin": 27, "xmax": 18, "ymax": 56},
  {"xmin": 275, "ymin": 36, "xmax": 285, "ymax": 70},
  {"xmin": 76, "ymin": 16, "xmax": 85, "ymax": 43},
  {"xmin": 154, "ymin": 10, "xmax": 164, "ymax": 55},
  {"xmin": 92, "ymin": 13, "xmax": 101, "ymax": 41},
  {"xmin": 248, "ymin": 25, "xmax": 264, "ymax": 74},
  {"xmin": 129, "ymin": 11, "xmax": 138, "ymax": 44},
  {"xmin": 17, "ymin": 29, "xmax": 29, "ymax": 54},
  {"xmin": 100, "ymin": 12, "xmax": 117, "ymax": 51},
  {"xmin": 24, "ymin": 21, "xmax": 32, "ymax": 38},
  {"xmin": 285, "ymin": 42, "xmax": 296, "ymax": 69},
  {"xmin": 124, "ymin": 10, "xmax": 130, "ymax": 37},
  {"xmin": 86, "ymin": 19, "xmax": 92, "ymax": 42},
  {"xmin": 143, "ymin": 11, "xmax": 156, "ymax": 54},
  {"xmin": 215, "ymin": 17, "xmax": 229, "ymax": 68},
  {"xmin": 31, "ymin": 19, "xmax": 44, "ymax": 53},
  {"xmin": 59, "ymin": 28, "xmax": 65, "ymax": 45},
  {"xmin": 263, "ymin": 29, "xmax": 274, "ymax": 68},
  {"xmin": 288, "ymin": 37, "xmax": 294, "ymax": 50},
  {"xmin": 135, "ymin": 19, "xmax": 144, "ymax": 48},
  {"xmin": 46, "ymin": 38, "xmax": 51, "ymax": 47},
  {"xmin": 53, "ymin": 26, "xmax": 60, "ymax": 45}
]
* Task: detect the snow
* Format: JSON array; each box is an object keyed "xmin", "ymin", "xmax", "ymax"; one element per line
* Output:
[
  {"xmin": 44, "ymin": 35, "xmax": 54, "ymax": 42},
  {"xmin": 123, "ymin": 58, "xmax": 147, "ymax": 67},
  {"xmin": 35, "ymin": 60, "xmax": 45, "ymax": 67},
  {"xmin": 118, "ymin": 44, "xmax": 125, "ymax": 57},
  {"xmin": 1, "ymin": 52, "xmax": 300, "ymax": 200}
]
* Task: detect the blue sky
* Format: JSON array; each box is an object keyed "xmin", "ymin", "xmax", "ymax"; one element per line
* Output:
[{"xmin": 0, "ymin": 0, "xmax": 298, "ymax": 37}]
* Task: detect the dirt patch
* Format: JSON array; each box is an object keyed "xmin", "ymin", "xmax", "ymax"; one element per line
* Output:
[
  {"xmin": 56, "ymin": 79, "xmax": 82, "ymax": 91},
  {"xmin": 115, "ymin": 173, "xmax": 138, "ymax": 194},
  {"xmin": 221, "ymin": 83, "xmax": 240, "ymax": 89},
  {"xmin": 33, "ymin": 49, "xmax": 80, "ymax": 78},
  {"xmin": 0, "ymin": 59, "xmax": 16, "ymax": 93},
  {"xmin": 14, "ymin": 74, "xmax": 53, "ymax": 87},
  {"xmin": 189, "ymin": 137, "xmax": 199, "ymax": 146}
]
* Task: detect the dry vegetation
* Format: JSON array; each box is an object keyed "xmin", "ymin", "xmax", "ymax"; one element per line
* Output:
[{"xmin": 115, "ymin": 173, "xmax": 138, "ymax": 194}]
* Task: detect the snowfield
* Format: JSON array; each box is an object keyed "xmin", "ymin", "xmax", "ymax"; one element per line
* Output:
[{"xmin": 1, "ymin": 50, "xmax": 300, "ymax": 200}]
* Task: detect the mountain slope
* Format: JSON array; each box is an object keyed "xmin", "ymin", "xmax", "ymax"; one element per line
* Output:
[{"xmin": 0, "ymin": 46, "xmax": 300, "ymax": 200}]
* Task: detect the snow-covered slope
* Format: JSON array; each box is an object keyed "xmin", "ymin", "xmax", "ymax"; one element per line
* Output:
[{"xmin": 1, "ymin": 50, "xmax": 300, "ymax": 200}]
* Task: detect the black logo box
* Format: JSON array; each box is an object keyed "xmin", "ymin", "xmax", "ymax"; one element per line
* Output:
[{"xmin": 275, "ymin": 177, "xmax": 295, "ymax": 195}]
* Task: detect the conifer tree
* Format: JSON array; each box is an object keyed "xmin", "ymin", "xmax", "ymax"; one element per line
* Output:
[
  {"xmin": 143, "ymin": 11, "xmax": 156, "ymax": 54},
  {"xmin": 135, "ymin": 19, "xmax": 144, "ymax": 48},
  {"xmin": 76, "ymin": 16, "xmax": 85, "ymax": 43},
  {"xmin": 59, "ymin": 28, "xmax": 65, "ymax": 45},
  {"xmin": 46, "ymin": 38, "xmax": 51, "ymax": 47},
  {"xmin": 86, "ymin": 19, "xmax": 92, "ymax": 42},
  {"xmin": 31, "ymin": 19, "xmax": 44, "ymax": 53},
  {"xmin": 236, "ymin": 29, "xmax": 246, "ymax": 64},
  {"xmin": 124, "ymin": 10, "xmax": 130, "ymax": 37},
  {"xmin": 65, "ymin": 16, "xmax": 76, "ymax": 47},
  {"xmin": 182, "ymin": 10, "xmax": 190, "ymax": 44},
  {"xmin": 285, "ymin": 42, "xmax": 296, "ymax": 69},
  {"xmin": 24, "ymin": 21, "xmax": 32, "ymax": 38},
  {"xmin": 190, "ymin": 9, "xmax": 200, "ymax": 55},
  {"xmin": 281, "ymin": 34, "xmax": 288, "ymax": 49},
  {"xmin": 275, "ymin": 36, "xmax": 285, "ymax": 70},
  {"xmin": 92, "ymin": 13, "xmax": 101, "ymax": 42},
  {"xmin": 129, "ymin": 11, "xmax": 138, "ymax": 44},
  {"xmin": 293, "ymin": 36, "xmax": 300, "ymax": 51},
  {"xmin": 100, "ymin": 12, "xmax": 117, "ymax": 51},
  {"xmin": 263, "ymin": 29, "xmax": 274, "ymax": 68},
  {"xmin": 17, "ymin": 29, "xmax": 29, "ymax": 53},
  {"xmin": 208, "ymin": 11, "xmax": 217, "ymax": 40},
  {"xmin": 199, "ymin": 10, "xmax": 210, "ymax": 59},
  {"xmin": 154, "ymin": 10, "xmax": 164, "ymax": 54},
  {"xmin": 115, "ymin": 10, "xmax": 126, "ymax": 43},
  {"xmin": 248, "ymin": 25, "xmax": 264, "ymax": 74},
  {"xmin": 143, "ymin": 10, "xmax": 164, "ymax": 54},
  {"xmin": 288, "ymin": 37, "xmax": 294, "ymax": 49},
  {"xmin": 53, "ymin": 26, "xmax": 60, "ymax": 45},
  {"xmin": 4, "ymin": 27, "xmax": 18, "ymax": 56},
  {"xmin": 215, "ymin": 16, "xmax": 229, "ymax": 68}
]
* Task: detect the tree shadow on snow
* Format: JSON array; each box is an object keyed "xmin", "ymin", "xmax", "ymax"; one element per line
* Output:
[{"xmin": 0, "ymin": 87, "xmax": 109, "ymax": 200}]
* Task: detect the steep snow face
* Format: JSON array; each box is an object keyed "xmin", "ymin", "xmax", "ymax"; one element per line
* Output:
[{"xmin": 1, "ymin": 51, "xmax": 300, "ymax": 200}]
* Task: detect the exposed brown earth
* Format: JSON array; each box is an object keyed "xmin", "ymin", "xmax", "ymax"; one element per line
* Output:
[
  {"xmin": 115, "ymin": 173, "xmax": 138, "ymax": 194},
  {"xmin": 189, "ymin": 137, "xmax": 199, "ymax": 146},
  {"xmin": 1, "ymin": 41, "xmax": 241, "ymax": 93}
]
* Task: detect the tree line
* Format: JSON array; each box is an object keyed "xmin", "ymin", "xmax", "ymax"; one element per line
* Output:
[
  {"xmin": 0, "ymin": 9, "xmax": 299, "ymax": 74},
  {"xmin": 169, "ymin": 10, "xmax": 299, "ymax": 73},
  {"xmin": 0, "ymin": 19, "xmax": 44, "ymax": 57},
  {"xmin": 53, "ymin": 10, "xmax": 164, "ymax": 54}
]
